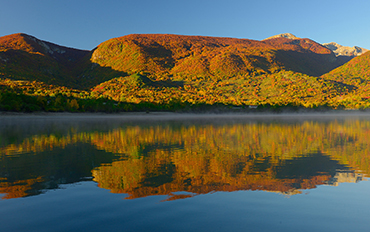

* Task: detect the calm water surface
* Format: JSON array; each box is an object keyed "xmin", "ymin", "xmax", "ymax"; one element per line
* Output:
[{"xmin": 1, "ymin": 113, "xmax": 370, "ymax": 232}]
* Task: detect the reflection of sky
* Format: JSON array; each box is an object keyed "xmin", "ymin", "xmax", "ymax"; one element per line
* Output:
[
  {"xmin": 1, "ymin": 180, "xmax": 370, "ymax": 232},
  {"xmin": 327, "ymin": 170, "xmax": 366, "ymax": 186}
]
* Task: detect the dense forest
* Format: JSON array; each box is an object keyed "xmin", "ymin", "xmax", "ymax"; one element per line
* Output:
[{"xmin": 1, "ymin": 33, "xmax": 370, "ymax": 112}]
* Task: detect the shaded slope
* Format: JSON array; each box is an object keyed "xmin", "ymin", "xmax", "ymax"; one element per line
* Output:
[
  {"xmin": 263, "ymin": 37, "xmax": 348, "ymax": 75},
  {"xmin": 0, "ymin": 33, "xmax": 89, "ymax": 87},
  {"xmin": 72, "ymin": 48, "xmax": 128, "ymax": 89}
]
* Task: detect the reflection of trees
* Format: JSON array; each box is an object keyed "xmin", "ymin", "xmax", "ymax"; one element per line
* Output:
[
  {"xmin": 0, "ymin": 143, "xmax": 117, "ymax": 199},
  {"xmin": 1, "ymin": 119, "xmax": 370, "ymax": 200},
  {"xmin": 92, "ymin": 154, "xmax": 335, "ymax": 200},
  {"xmin": 0, "ymin": 177, "xmax": 44, "ymax": 199}
]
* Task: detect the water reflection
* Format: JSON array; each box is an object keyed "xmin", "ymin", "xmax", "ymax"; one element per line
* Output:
[{"xmin": 0, "ymin": 114, "xmax": 369, "ymax": 200}]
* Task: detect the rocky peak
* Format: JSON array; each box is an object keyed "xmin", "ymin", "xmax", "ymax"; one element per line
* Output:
[
  {"xmin": 263, "ymin": 33, "xmax": 300, "ymax": 40},
  {"xmin": 322, "ymin": 42, "xmax": 368, "ymax": 57}
]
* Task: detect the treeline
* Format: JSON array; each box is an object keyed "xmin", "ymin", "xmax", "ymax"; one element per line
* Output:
[
  {"xmin": 0, "ymin": 90, "xmax": 188, "ymax": 113},
  {"xmin": 1, "ymin": 70, "xmax": 370, "ymax": 113},
  {"xmin": 0, "ymin": 84, "xmax": 233, "ymax": 113}
]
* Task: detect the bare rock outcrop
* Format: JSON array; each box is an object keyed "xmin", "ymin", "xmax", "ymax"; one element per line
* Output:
[{"xmin": 322, "ymin": 42, "xmax": 368, "ymax": 57}]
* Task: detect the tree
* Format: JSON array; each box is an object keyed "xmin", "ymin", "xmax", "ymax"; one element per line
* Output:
[{"xmin": 67, "ymin": 99, "xmax": 79, "ymax": 111}]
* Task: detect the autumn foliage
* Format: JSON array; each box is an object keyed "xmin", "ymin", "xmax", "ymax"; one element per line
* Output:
[
  {"xmin": 91, "ymin": 34, "xmax": 340, "ymax": 78},
  {"xmin": 1, "ymin": 33, "xmax": 370, "ymax": 111}
]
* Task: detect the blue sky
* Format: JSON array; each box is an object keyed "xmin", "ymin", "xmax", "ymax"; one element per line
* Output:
[{"xmin": 1, "ymin": 0, "xmax": 369, "ymax": 50}]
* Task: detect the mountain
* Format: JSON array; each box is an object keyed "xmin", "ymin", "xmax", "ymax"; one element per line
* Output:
[
  {"xmin": 322, "ymin": 42, "xmax": 368, "ymax": 57},
  {"xmin": 0, "ymin": 33, "xmax": 89, "ymax": 87},
  {"xmin": 0, "ymin": 33, "xmax": 353, "ymax": 88},
  {"xmin": 90, "ymin": 33, "xmax": 341, "ymax": 79}
]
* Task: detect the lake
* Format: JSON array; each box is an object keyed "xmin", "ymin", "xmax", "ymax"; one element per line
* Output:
[{"xmin": 1, "ymin": 113, "xmax": 370, "ymax": 232}]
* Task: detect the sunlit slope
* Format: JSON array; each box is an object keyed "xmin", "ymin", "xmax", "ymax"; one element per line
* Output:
[
  {"xmin": 90, "ymin": 34, "xmax": 341, "ymax": 79},
  {"xmin": 0, "ymin": 33, "xmax": 89, "ymax": 87},
  {"xmin": 90, "ymin": 71, "xmax": 351, "ymax": 107}
]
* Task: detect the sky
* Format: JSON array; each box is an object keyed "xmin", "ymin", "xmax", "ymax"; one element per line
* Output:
[{"xmin": 1, "ymin": 0, "xmax": 370, "ymax": 50}]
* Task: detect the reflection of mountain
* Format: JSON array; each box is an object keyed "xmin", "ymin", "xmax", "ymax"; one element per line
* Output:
[
  {"xmin": 0, "ymin": 143, "xmax": 117, "ymax": 199},
  {"xmin": 92, "ymin": 152, "xmax": 342, "ymax": 200},
  {"xmin": 1, "ymin": 118, "xmax": 370, "ymax": 200},
  {"xmin": 327, "ymin": 170, "xmax": 365, "ymax": 186}
]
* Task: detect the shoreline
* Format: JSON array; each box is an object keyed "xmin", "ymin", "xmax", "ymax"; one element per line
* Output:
[{"xmin": 1, "ymin": 110, "xmax": 370, "ymax": 120}]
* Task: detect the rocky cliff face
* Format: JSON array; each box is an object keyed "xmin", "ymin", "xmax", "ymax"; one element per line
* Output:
[{"xmin": 322, "ymin": 42, "xmax": 368, "ymax": 57}]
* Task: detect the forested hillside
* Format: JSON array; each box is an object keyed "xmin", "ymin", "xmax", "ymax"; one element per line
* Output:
[
  {"xmin": 90, "ymin": 34, "xmax": 343, "ymax": 79},
  {"xmin": 0, "ymin": 33, "xmax": 369, "ymax": 112}
]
